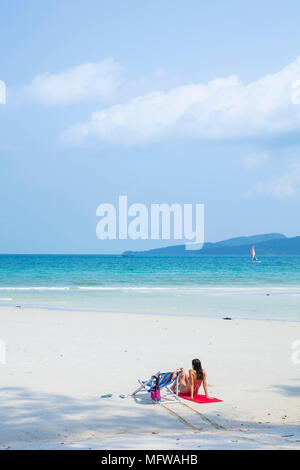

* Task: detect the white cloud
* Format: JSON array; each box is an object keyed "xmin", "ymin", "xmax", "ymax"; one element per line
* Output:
[
  {"xmin": 65, "ymin": 55, "xmax": 300, "ymax": 145},
  {"xmin": 247, "ymin": 162, "xmax": 300, "ymax": 198},
  {"xmin": 24, "ymin": 58, "xmax": 123, "ymax": 106},
  {"xmin": 243, "ymin": 152, "xmax": 270, "ymax": 169}
]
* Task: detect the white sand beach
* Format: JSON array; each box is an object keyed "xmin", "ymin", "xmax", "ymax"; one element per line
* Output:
[{"xmin": 0, "ymin": 305, "xmax": 300, "ymax": 450}]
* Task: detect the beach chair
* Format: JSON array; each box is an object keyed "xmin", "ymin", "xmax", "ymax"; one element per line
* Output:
[{"xmin": 132, "ymin": 371, "xmax": 181, "ymax": 402}]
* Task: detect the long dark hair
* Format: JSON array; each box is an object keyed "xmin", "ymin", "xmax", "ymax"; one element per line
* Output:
[{"xmin": 192, "ymin": 358, "xmax": 203, "ymax": 380}]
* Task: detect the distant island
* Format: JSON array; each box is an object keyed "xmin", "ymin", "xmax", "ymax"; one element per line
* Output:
[{"xmin": 122, "ymin": 233, "xmax": 300, "ymax": 256}]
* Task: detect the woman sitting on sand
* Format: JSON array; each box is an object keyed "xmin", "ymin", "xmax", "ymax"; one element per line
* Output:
[{"xmin": 171, "ymin": 358, "xmax": 209, "ymax": 399}]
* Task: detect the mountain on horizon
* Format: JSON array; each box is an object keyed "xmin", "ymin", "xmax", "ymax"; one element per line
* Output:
[{"xmin": 121, "ymin": 233, "xmax": 300, "ymax": 256}]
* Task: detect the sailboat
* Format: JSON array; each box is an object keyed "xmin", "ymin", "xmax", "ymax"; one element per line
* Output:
[{"xmin": 251, "ymin": 246, "xmax": 261, "ymax": 263}]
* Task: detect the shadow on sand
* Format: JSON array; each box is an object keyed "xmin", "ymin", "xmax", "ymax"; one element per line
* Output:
[
  {"xmin": 271, "ymin": 380, "xmax": 300, "ymax": 397},
  {"xmin": 1, "ymin": 386, "xmax": 300, "ymax": 449},
  {"xmin": 0, "ymin": 386, "xmax": 185, "ymax": 448}
]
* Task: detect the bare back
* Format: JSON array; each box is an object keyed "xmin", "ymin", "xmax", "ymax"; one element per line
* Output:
[
  {"xmin": 177, "ymin": 368, "xmax": 207, "ymax": 397},
  {"xmin": 189, "ymin": 368, "xmax": 205, "ymax": 396}
]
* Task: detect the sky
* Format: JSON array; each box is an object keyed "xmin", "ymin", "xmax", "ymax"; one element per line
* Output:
[{"xmin": 1, "ymin": 0, "xmax": 300, "ymax": 253}]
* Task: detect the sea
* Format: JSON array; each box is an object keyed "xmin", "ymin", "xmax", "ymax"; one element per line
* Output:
[{"xmin": 0, "ymin": 254, "xmax": 300, "ymax": 321}]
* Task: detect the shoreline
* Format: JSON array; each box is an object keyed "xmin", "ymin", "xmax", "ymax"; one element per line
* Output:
[{"xmin": 1, "ymin": 304, "xmax": 300, "ymax": 324}]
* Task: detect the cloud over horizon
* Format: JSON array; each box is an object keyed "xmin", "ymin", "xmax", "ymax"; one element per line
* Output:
[
  {"xmin": 243, "ymin": 152, "xmax": 270, "ymax": 169},
  {"xmin": 23, "ymin": 58, "xmax": 123, "ymax": 106},
  {"xmin": 64, "ymin": 56, "xmax": 300, "ymax": 145},
  {"xmin": 247, "ymin": 162, "xmax": 300, "ymax": 198}
]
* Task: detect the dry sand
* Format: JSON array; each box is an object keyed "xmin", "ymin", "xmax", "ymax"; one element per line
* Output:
[{"xmin": 0, "ymin": 306, "xmax": 300, "ymax": 449}]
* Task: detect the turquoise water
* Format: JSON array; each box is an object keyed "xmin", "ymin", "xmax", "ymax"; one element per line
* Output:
[{"xmin": 0, "ymin": 255, "xmax": 300, "ymax": 320}]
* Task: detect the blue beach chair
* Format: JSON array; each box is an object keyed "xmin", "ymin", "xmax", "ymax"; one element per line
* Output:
[{"xmin": 132, "ymin": 370, "xmax": 180, "ymax": 402}]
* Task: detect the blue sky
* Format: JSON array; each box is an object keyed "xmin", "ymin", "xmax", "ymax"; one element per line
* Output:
[{"xmin": 1, "ymin": 0, "xmax": 300, "ymax": 253}]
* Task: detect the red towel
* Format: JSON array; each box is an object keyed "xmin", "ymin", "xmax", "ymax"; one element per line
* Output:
[{"xmin": 177, "ymin": 393, "xmax": 223, "ymax": 404}]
